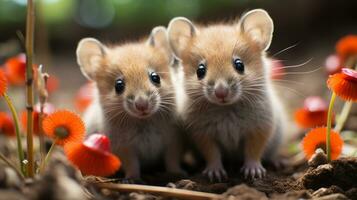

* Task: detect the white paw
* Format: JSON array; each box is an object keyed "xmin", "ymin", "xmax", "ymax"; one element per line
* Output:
[
  {"xmin": 240, "ymin": 160, "xmax": 266, "ymax": 179},
  {"xmin": 203, "ymin": 163, "xmax": 227, "ymax": 182}
]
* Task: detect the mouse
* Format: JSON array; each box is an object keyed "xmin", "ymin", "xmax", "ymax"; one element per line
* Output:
[
  {"xmin": 76, "ymin": 26, "xmax": 185, "ymax": 181},
  {"xmin": 167, "ymin": 9, "xmax": 287, "ymax": 181}
]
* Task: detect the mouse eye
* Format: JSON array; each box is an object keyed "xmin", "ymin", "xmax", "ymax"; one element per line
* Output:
[
  {"xmin": 115, "ymin": 79, "xmax": 125, "ymax": 94},
  {"xmin": 197, "ymin": 64, "xmax": 206, "ymax": 80},
  {"xmin": 150, "ymin": 72, "xmax": 160, "ymax": 85},
  {"xmin": 233, "ymin": 58, "xmax": 244, "ymax": 74}
]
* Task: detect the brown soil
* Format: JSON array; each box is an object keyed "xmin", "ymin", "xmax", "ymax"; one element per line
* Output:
[
  {"xmin": 80, "ymin": 155, "xmax": 356, "ymax": 200},
  {"xmin": 0, "ymin": 153, "xmax": 356, "ymax": 200}
]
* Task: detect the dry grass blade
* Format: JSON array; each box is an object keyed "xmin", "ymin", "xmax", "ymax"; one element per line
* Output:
[{"xmin": 95, "ymin": 182, "xmax": 222, "ymax": 200}]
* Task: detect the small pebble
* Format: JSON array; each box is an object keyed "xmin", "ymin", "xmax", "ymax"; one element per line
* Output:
[{"xmin": 308, "ymin": 148, "xmax": 328, "ymax": 168}]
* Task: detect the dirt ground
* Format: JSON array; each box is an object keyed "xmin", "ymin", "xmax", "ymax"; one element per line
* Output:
[{"xmin": 0, "ymin": 149, "xmax": 355, "ymax": 200}]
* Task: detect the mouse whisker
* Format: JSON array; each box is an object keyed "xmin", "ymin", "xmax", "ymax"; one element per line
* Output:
[
  {"xmin": 274, "ymin": 65, "xmax": 322, "ymax": 76},
  {"xmin": 272, "ymin": 79, "xmax": 305, "ymax": 86},
  {"xmin": 277, "ymin": 58, "xmax": 313, "ymax": 70},
  {"xmin": 271, "ymin": 42, "xmax": 300, "ymax": 57},
  {"xmin": 272, "ymin": 83, "xmax": 306, "ymax": 98}
]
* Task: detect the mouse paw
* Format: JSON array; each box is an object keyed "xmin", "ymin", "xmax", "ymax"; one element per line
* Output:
[
  {"xmin": 203, "ymin": 164, "xmax": 227, "ymax": 182},
  {"xmin": 241, "ymin": 160, "xmax": 266, "ymax": 179}
]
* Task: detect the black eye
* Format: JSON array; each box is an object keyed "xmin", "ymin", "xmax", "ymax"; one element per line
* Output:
[
  {"xmin": 233, "ymin": 58, "xmax": 244, "ymax": 74},
  {"xmin": 150, "ymin": 72, "xmax": 160, "ymax": 85},
  {"xmin": 197, "ymin": 64, "xmax": 206, "ymax": 79},
  {"xmin": 115, "ymin": 79, "xmax": 125, "ymax": 94}
]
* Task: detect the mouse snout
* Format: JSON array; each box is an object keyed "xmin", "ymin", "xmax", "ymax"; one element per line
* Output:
[
  {"xmin": 214, "ymin": 84, "xmax": 229, "ymax": 100},
  {"xmin": 134, "ymin": 97, "xmax": 149, "ymax": 112}
]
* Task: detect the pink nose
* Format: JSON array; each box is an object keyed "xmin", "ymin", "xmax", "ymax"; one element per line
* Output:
[
  {"xmin": 135, "ymin": 98, "xmax": 149, "ymax": 112},
  {"xmin": 214, "ymin": 86, "xmax": 229, "ymax": 99}
]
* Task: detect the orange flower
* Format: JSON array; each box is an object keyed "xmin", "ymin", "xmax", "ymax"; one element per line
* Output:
[
  {"xmin": 3, "ymin": 54, "xmax": 38, "ymax": 86},
  {"xmin": 46, "ymin": 75, "xmax": 59, "ymax": 93},
  {"xmin": 21, "ymin": 103, "xmax": 55, "ymax": 135},
  {"xmin": 294, "ymin": 96, "xmax": 334, "ymax": 128},
  {"xmin": 336, "ymin": 35, "xmax": 357, "ymax": 64},
  {"xmin": 327, "ymin": 68, "xmax": 357, "ymax": 102},
  {"xmin": 0, "ymin": 69, "xmax": 7, "ymax": 96},
  {"xmin": 3, "ymin": 54, "xmax": 26, "ymax": 85},
  {"xmin": 42, "ymin": 110, "xmax": 85, "ymax": 146},
  {"xmin": 75, "ymin": 82, "xmax": 95, "ymax": 112},
  {"xmin": 0, "ymin": 112, "xmax": 15, "ymax": 137},
  {"xmin": 302, "ymin": 127, "xmax": 343, "ymax": 160},
  {"xmin": 64, "ymin": 134, "xmax": 121, "ymax": 176}
]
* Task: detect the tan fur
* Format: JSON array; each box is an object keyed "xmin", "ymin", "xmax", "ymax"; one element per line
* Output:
[
  {"xmin": 168, "ymin": 9, "xmax": 285, "ymax": 180},
  {"xmin": 76, "ymin": 27, "xmax": 185, "ymax": 180}
]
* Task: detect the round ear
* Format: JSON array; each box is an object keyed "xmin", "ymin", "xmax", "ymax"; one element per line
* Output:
[
  {"xmin": 239, "ymin": 9, "xmax": 274, "ymax": 51},
  {"xmin": 147, "ymin": 26, "xmax": 171, "ymax": 54},
  {"xmin": 167, "ymin": 17, "xmax": 197, "ymax": 58},
  {"xmin": 76, "ymin": 38, "xmax": 106, "ymax": 80}
]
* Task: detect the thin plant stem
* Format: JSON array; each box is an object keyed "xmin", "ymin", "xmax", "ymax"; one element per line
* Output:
[
  {"xmin": 326, "ymin": 92, "xmax": 336, "ymax": 161},
  {"xmin": 38, "ymin": 105, "xmax": 46, "ymax": 171},
  {"xmin": 0, "ymin": 152, "xmax": 25, "ymax": 180},
  {"xmin": 333, "ymin": 62, "xmax": 357, "ymax": 132},
  {"xmin": 3, "ymin": 93, "xmax": 25, "ymax": 175},
  {"xmin": 95, "ymin": 183, "xmax": 221, "ymax": 200},
  {"xmin": 334, "ymin": 102, "xmax": 353, "ymax": 132},
  {"xmin": 25, "ymin": 0, "xmax": 35, "ymax": 178},
  {"xmin": 39, "ymin": 139, "xmax": 56, "ymax": 173}
]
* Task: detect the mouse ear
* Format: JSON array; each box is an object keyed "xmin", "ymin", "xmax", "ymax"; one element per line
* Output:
[
  {"xmin": 167, "ymin": 17, "xmax": 197, "ymax": 58},
  {"xmin": 76, "ymin": 38, "xmax": 106, "ymax": 80},
  {"xmin": 239, "ymin": 9, "xmax": 274, "ymax": 51},
  {"xmin": 148, "ymin": 26, "xmax": 169, "ymax": 49}
]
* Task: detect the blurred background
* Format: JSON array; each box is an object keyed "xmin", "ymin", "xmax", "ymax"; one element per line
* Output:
[{"xmin": 0, "ymin": 0, "xmax": 357, "ymax": 129}]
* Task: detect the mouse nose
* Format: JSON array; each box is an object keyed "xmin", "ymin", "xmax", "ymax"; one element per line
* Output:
[
  {"xmin": 214, "ymin": 85, "xmax": 229, "ymax": 100},
  {"xmin": 134, "ymin": 97, "xmax": 149, "ymax": 112}
]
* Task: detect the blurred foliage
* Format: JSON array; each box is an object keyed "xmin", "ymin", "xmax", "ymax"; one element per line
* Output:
[{"xmin": 0, "ymin": 0, "xmax": 261, "ymax": 27}]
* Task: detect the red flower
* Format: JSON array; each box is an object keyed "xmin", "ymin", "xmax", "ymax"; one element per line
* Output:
[
  {"xmin": 42, "ymin": 110, "xmax": 85, "ymax": 146},
  {"xmin": 46, "ymin": 75, "xmax": 59, "ymax": 93},
  {"xmin": 327, "ymin": 68, "xmax": 357, "ymax": 102},
  {"xmin": 0, "ymin": 112, "xmax": 15, "ymax": 137},
  {"xmin": 75, "ymin": 82, "xmax": 95, "ymax": 112},
  {"xmin": 336, "ymin": 35, "xmax": 357, "ymax": 65},
  {"xmin": 21, "ymin": 103, "xmax": 55, "ymax": 135},
  {"xmin": 3, "ymin": 54, "xmax": 26, "ymax": 85},
  {"xmin": 302, "ymin": 127, "xmax": 343, "ymax": 160},
  {"xmin": 64, "ymin": 134, "xmax": 121, "ymax": 176},
  {"xmin": 0, "ymin": 69, "xmax": 7, "ymax": 96},
  {"xmin": 294, "ymin": 96, "xmax": 334, "ymax": 128}
]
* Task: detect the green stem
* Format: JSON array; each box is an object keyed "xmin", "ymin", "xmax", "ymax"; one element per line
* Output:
[
  {"xmin": 326, "ymin": 92, "xmax": 336, "ymax": 161},
  {"xmin": 0, "ymin": 152, "xmax": 25, "ymax": 180},
  {"xmin": 25, "ymin": 0, "xmax": 35, "ymax": 178},
  {"xmin": 334, "ymin": 101, "xmax": 353, "ymax": 133},
  {"xmin": 333, "ymin": 62, "xmax": 357, "ymax": 132},
  {"xmin": 3, "ymin": 93, "xmax": 25, "ymax": 175},
  {"xmin": 39, "ymin": 139, "xmax": 56, "ymax": 173}
]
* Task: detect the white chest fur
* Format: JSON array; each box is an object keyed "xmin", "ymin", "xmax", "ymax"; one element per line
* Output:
[
  {"xmin": 107, "ymin": 114, "xmax": 176, "ymax": 165},
  {"xmin": 186, "ymin": 100, "xmax": 273, "ymax": 154}
]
